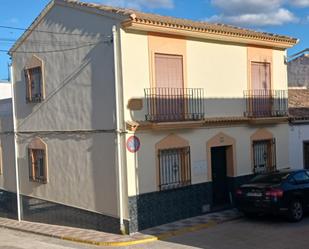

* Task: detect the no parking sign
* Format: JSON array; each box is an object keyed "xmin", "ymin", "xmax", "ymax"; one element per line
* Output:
[{"xmin": 126, "ymin": 136, "xmax": 141, "ymax": 153}]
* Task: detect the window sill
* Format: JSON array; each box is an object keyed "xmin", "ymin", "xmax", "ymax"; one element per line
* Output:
[{"xmin": 29, "ymin": 178, "xmax": 47, "ymax": 184}]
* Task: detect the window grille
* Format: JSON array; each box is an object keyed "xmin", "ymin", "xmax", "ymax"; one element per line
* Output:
[
  {"xmin": 24, "ymin": 66, "xmax": 43, "ymax": 103},
  {"xmin": 252, "ymin": 138, "xmax": 276, "ymax": 174},
  {"xmin": 158, "ymin": 147, "xmax": 191, "ymax": 191},
  {"xmin": 28, "ymin": 149, "xmax": 47, "ymax": 183}
]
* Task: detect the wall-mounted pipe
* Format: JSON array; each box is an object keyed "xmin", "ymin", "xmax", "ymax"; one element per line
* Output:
[{"xmin": 10, "ymin": 64, "xmax": 22, "ymax": 222}]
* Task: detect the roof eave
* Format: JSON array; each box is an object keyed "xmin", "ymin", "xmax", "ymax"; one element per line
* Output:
[
  {"xmin": 9, "ymin": 0, "xmax": 130, "ymax": 55},
  {"xmin": 122, "ymin": 20, "xmax": 298, "ymax": 49},
  {"xmin": 9, "ymin": 0, "xmax": 56, "ymax": 55}
]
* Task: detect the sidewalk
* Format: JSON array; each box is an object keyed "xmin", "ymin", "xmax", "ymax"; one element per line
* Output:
[{"xmin": 0, "ymin": 209, "xmax": 241, "ymax": 247}]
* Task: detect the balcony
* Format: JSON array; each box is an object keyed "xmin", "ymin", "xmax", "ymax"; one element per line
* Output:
[
  {"xmin": 145, "ymin": 88, "xmax": 205, "ymax": 122},
  {"xmin": 244, "ymin": 90, "xmax": 288, "ymax": 118}
]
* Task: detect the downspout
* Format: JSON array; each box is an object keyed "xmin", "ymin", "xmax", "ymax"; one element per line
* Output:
[
  {"xmin": 112, "ymin": 25, "xmax": 125, "ymax": 234},
  {"xmin": 10, "ymin": 64, "xmax": 22, "ymax": 221}
]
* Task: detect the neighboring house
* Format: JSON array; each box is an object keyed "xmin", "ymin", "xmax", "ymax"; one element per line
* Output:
[
  {"xmin": 0, "ymin": 80, "xmax": 15, "ymax": 218},
  {"xmin": 287, "ymin": 51, "xmax": 309, "ymax": 170},
  {"xmin": 288, "ymin": 53, "xmax": 309, "ymax": 88},
  {"xmin": 0, "ymin": 81, "xmax": 13, "ymax": 118},
  {"xmin": 289, "ymin": 90, "xmax": 309, "ymax": 170},
  {"xmin": 2, "ymin": 0, "xmax": 297, "ymax": 234},
  {"xmin": 0, "ymin": 81, "xmax": 12, "ymax": 100}
]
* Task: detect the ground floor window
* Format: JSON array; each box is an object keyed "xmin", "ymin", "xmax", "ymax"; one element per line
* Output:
[
  {"xmin": 252, "ymin": 138, "xmax": 276, "ymax": 174},
  {"xmin": 158, "ymin": 147, "xmax": 191, "ymax": 191},
  {"xmin": 28, "ymin": 149, "xmax": 47, "ymax": 183}
]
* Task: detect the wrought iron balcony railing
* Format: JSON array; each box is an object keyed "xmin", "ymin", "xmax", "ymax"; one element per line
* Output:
[
  {"xmin": 244, "ymin": 90, "xmax": 288, "ymax": 118},
  {"xmin": 145, "ymin": 88, "xmax": 205, "ymax": 122}
]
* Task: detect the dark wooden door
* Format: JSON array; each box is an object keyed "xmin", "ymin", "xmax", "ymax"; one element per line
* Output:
[
  {"xmin": 304, "ymin": 142, "xmax": 309, "ymax": 169},
  {"xmin": 211, "ymin": 146, "xmax": 229, "ymax": 206}
]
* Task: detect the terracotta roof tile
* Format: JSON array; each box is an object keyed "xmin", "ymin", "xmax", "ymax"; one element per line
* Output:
[
  {"xmin": 63, "ymin": 0, "xmax": 298, "ymax": 45},
  {"xmin": 288, "ymin": 89, "xmax": 309, "ymax": 118}
]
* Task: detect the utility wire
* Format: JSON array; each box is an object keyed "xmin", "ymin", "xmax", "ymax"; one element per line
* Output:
[
  {"xmin": 0, "ymin": 25, "xmax": 112, "ymax": 37},
  {"xmin": 0, "ymin": 38, "xmax": 111, "ymax": 47},
  {"xmin": 0, "ymin": 37, "xmax": 109, "ymax": 43},
  {"xmin": 0, "ymin": 41, "xmax": 108, "ymax": 53}
]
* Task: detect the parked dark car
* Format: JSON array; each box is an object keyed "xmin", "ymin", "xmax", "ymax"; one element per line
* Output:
[{"xmin": 235, "ymin": 169, "xmax": 309, "ymax": 222}]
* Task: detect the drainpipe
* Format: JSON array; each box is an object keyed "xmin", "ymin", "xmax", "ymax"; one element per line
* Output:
[
  {"xmin": 10, "ymin": 64, "xmax": 22, "ymax": 222},
  {"xmin": 112, "ymin": 25, "xmax": 125, "ymax": 234}
]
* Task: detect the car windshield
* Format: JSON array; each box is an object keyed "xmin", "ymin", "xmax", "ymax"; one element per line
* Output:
[{"xmin": 250, "ymin": 172, "xmax": 291, "ymax": 184}]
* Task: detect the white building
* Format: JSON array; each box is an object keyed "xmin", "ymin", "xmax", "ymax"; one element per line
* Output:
[
  {"xmin": 289, "ymin": 90, "xmax": 309, "ymax": 169},
  {"xmin": 0, "ymin": 0, "xmax": 297, "ymax": 234},
  {"xmin": 0, "ymin": 81, "xmax": 12, "ymax": 100}
]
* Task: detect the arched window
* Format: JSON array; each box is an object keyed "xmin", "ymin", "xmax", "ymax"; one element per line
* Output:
[
  {"xmin": 251, "ymin": 129, "xmax": 276, "ymax": 174},
  {"xmin": 155, "ymin": 134, "xmax": 191, "ymax": 191},
  {"xmin": 24, "ymin": 55, "xmax": 45, "ymax": 103},
  {"xmin": 28, "ymin": 137, "xmax": 48, "ymax": 183}
]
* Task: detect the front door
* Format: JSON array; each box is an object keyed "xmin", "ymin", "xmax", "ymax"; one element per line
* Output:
[
  {"xmin": 304, "ymin": 142, "xmax": 309, "ymax": 169},
  {"xmin": 211, "ymin": 146, "xmax": 229, "ymax": 206}
]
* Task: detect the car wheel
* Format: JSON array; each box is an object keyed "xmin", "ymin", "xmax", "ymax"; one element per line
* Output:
[{"xmin": 288, "ymin": 200, "xmax": 303, "ymax": 222}]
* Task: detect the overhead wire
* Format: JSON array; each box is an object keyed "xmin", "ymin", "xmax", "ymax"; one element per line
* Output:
[
  {"xmin": 0, "ymin": 25, "xmax": 114, "ymax": 53},
  {"xmin": 0, "ymin": 41, "xmax": 109, "ymax": 53},
  {"xmin": 0, "ymin": 24, "xmax": 112, "ymax": 37},
  {"xmin": 0, "ymin": 37, "xmax": 110, "ymax": 44}
]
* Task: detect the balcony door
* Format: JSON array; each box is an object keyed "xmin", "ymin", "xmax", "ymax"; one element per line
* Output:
[
  {"xmin": 251, "ymin": 62, "xmax": 272, "ymax": 116},
  {"xmin": 154, "ymin": 53, "xmax": 184, "ymax": 121}
]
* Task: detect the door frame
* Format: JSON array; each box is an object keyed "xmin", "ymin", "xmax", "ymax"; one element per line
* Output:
[
  {"xmin": 206, "ymin": 132, "xmax": 237, "ymax": 181},
  {"xmin": 303, "ymin": 141, "xmax": 309, "ymax": 169}
]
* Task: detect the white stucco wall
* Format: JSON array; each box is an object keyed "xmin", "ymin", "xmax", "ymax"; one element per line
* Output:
[
  {"xmin": 0, "ymin": 98, "xmax": 15, "ymax": 193},
  {"xmin": 126, "ymin": 124, "xmax": 289, "ymax": 196},
  {"xmin": 0, "ymin": 82, "xmax": 12, "ymax": 100},
  {"xmin": 11, "ymin": 4, "xmax": 125, "ymax": 218},
  {"xmin": 289, "ymin": 123, "xmax": 309, "ymax": 169},
  {"xmin": 0, "ymin": 131, "xmax": 16, "ymax": 193}
]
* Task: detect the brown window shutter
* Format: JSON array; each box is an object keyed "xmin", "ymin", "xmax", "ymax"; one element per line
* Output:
[
  {"xmin": 28, "ymin": 149, "xmax": 35, "ymax": 181},
  {"xmin": 24, "ymin": 69, "xmax": 32, "ymax": 102},
  {"xmin": 42, "ymin": 150, "xmax": 47, "ymax": 183},
  {"xmin": 155, "ymin": 53, "xmax": 184, "ymax": 89}
]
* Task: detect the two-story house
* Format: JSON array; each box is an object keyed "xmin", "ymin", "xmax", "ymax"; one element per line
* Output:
[{"xmin": 2, "ymin": 0, "xmax": 297, "ymax": 234}]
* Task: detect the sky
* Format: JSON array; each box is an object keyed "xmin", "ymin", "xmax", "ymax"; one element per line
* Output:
[{"xmin": 0, "ymin": 0, "xmax": 309, "ymax": 80}]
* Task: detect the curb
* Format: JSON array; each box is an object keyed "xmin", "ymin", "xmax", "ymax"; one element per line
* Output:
[
  {"xmin": 0, "ymin": 223, "xmax": 158, "ymax": 247},
  {"xmin": 0, "ymin": 215, "xmax": 241, "ymax": 247},
  {"xmin": 62, "ymin": 235, "xmax": 158, "ymax": 247}
]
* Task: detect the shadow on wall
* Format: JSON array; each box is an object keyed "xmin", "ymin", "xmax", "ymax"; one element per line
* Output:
[
  {"xmin": 127, "ymin": 93, "xmax": 289, "ymax": 122},
  {"xmin": 11, "ymin": 4, "xmax": 122, "ymax": 232}
]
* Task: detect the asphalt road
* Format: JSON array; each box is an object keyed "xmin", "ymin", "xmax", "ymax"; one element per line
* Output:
[{"xmin": 1, "ymin": 216, "xmax": 309, "ymax": 249}]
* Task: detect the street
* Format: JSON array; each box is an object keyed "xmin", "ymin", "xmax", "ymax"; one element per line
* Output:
[{"xmin": 1, "ymin": 216, "xmax": 309, "ymax": 249}]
